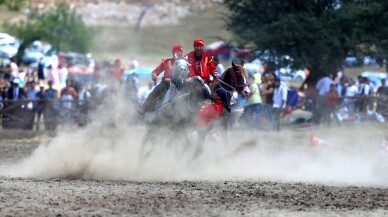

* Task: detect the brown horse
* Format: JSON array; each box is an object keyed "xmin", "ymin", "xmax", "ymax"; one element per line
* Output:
[
  {"xmin": 211, "ymin": 61, "xmax": 250, "ymax": 130},
  {"xmin": 193, "ymin": 61, "xmax": 250, "ymax": 158},
  {"xmin": 140, "ymin": 61, "xmax": 249, "ymax": 161}
]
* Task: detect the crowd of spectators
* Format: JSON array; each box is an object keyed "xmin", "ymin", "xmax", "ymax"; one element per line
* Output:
[
  {"xmin": 0, "ymin": 56, "xmax": 139, "ymax": 130},
  {"xmin": 0, "ymin": 54, "xmax": 387, "ymax": 132},
  {"xmin": 238, "ymin": 69, "xmax": 388, "ymax": 131}
]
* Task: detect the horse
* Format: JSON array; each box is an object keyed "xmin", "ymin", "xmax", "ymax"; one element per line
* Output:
[
  {"xmin": 140, "ymin": 56, "xmax": 211, "ymax": 160},
  {"xmin": 192, "ymin": 61, "xmax": 250, "ymax": 158},
  {"xmin": 140, "ymin": 60, "xmax": 249, "ymax": 160},
  {"xmin": 211, "ymin": 61, "xmax": 250, "ymax": 129}
]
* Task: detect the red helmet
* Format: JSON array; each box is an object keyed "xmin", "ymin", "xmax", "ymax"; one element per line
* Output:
[
  {"xmin": 193, "ymin": 38, "xmax": 205, "ymax": 47},
  {"xmin": 172, "ymin": 45, "xmax": 183, "ymax": 53}
]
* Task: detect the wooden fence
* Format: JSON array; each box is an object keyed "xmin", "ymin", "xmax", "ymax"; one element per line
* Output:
[{"xmin": 0, "ymin": 99, "xmax": 91, "ymax": 130}]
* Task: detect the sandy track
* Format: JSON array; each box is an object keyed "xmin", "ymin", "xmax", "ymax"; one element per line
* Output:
[
  {"xmin": 1, "ymin": 177, "xmax": 388, "ymax": 216},
  {"xmin": 1, "ymin": 123, "xmax": 388, "ymax": 216}
]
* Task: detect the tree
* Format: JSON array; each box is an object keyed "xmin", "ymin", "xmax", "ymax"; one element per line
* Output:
[
  {"xmin": 2, "ymin": 3, "xmax": 95, "ymax": 61},
  {"xmin": 0, "ymin": 0, "xmax": 28, "ymax": 11},
  {"xmin": 223, "ymin": 0, "xmax": 388, "ymax": 81}
]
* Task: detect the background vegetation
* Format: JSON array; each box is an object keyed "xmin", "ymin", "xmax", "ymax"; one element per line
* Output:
[
  {"xmin": 0, "ymin": 1, "xmax": 385, "ymax": 78},
  {"xmin": 224, "ymin": 0, "xmax": 388, "ymax": 80}
]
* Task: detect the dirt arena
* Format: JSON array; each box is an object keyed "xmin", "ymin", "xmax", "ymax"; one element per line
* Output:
[{"xmin": 1, "ymin": 119, "xmax": 388, "ymax": 216}]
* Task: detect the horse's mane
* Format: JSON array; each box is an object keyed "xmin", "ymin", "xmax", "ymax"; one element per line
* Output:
[{"xmin": 221, "ymin": 63, "xmax": 248, "ymax": 80}]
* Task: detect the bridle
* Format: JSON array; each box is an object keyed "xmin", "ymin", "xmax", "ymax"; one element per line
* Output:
[{"xmin": 217, "ymin": 66, "xmax": 248, "ymax": 96}]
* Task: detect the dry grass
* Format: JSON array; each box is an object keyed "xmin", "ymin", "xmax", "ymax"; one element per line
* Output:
[
  {"xmin": 343, "ymin": 65, "xmax": 386, "ymax": 79},
  {"xmin": 91, "ymin": 6, "xmax": 233, "ymax": 67},
  {"xmin": 0, "ymin": 6, "xmax": 24, "ymax": 32}
]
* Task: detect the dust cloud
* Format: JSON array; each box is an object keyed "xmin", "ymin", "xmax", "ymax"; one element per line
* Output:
[{"xmin": 5, "ymin": 93, "xmax": 388, "ymax": 187}]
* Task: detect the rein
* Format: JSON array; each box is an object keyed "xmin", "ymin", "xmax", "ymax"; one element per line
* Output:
[{"xmin": 230, "ymin": 67, "xmax": 249, "ymax": 88}]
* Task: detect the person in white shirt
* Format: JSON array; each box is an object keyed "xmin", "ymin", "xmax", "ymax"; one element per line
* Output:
[
  {"xmin": 315, "ymin": 75, "xmax": 334, "ymax": 124},
  {"xmin": 316, "ymin": 75, "xmax": 334, "ymax": 96},
  {"xmin": 213, "ymin": 57, "xmax": 224, "ymax": 76},
  {"xmin": 10, "ymin": 57, "xmax": 19, "ymax": 79},
  {"xmin": 272, "ymin": 78, "xmax": 287, "ymax": 131},
  {"xmin": 344, "ymin": 78, "xmax": 358, "ymax": 113}
]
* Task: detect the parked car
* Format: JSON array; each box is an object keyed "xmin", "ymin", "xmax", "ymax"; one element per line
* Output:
[
  {"xmin": 361, "ymin": 71, "xmax": 388, "ymax": 91},
  {"xmin": 275, "ymin": 67, "xmax": 307, "ymax": 82},
  {"xmin": 0, "ymin": 33, "xmax": 15, "ymax": 42},
  {"xmin": 204, "ymin": 40, "xmax": 252, "ymax": 61},
  {"xmin": 21, "ymin": 40, "xmax": 52, "ymax": 65},
  {"xmin": 343, "ymin": 56, "xmax": 379, "ymax": 67},
  {"xmin": 0, "ymin": 37, "xmax": 20, "ymax": 59}
]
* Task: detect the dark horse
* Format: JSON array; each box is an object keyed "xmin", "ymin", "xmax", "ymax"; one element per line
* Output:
[
  {"xmin": 140, "ymin": 57, "xmax": 211, "ymax": 160},
  {"xmin": 140, "ymin": 60, "xmax": 249, "ymax": 160},
  {"xmin": 193, "ymin": 61, "xmax": 250, "ymax": 157}
]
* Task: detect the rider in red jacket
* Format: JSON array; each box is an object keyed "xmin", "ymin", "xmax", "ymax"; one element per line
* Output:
[
  {"xmin": 185, "ymin": 39, "xmax": 218, "ymax": 84},
  {"xmin": 138, "ymin": 45, "xmax": 183, "ymax": 114},
  {"xmin": 196, "ymin": 88, "xmax": 230, "ymax": 127}
]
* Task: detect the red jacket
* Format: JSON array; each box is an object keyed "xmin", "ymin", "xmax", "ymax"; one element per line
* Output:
[
  {"xmin": 195, "ymin": 100, "xmax": 224, "ymax": 127},
  {"xmin": 186, "ymin": 51, "xmax": 217, "ymax": 82},
  {"xmin": 110, "ymin": 65, "xmax": 124, "ymax": 81},
  {"xmin": 152, "ymin": 58, "xmax": 175, "ymax": 80}
]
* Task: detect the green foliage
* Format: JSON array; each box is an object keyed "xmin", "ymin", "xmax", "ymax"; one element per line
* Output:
[
  {"xmin": 223, "ymin": 0, "xmax": 388, "ymax": 79},
  {"xmin": 2, "ymin": 3, "xmax": 95, "ymax": 55},
  {"xmin": 0, "ymin": 0, "xmax": 28, "ymax": 11}
]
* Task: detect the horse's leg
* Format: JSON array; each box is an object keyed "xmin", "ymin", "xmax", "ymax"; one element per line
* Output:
[
  {"xmin": 182, "ymin": 130, "xmax": 191, "ymax": 152},
  {"xmin": 139, "ymin": 128, "xmax": 155, "ymax": 162},
  {"xmin": 192, "ymin": 126, "xmax": 211, "ymax": 160}
]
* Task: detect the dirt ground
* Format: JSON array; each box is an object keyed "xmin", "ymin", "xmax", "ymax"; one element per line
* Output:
[{"xmin": 1, "ymin": 122, "xmax": 388, "ymax": 216}]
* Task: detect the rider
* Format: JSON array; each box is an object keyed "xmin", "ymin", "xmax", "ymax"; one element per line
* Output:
[
  {"xmin": 138, "ymin": 45, "xmax": 184, "ymax": 114},
  {"xmin": 196, "ymin": 88, "xmax": 230, "ymax": 127},
  {"xmin": 185, "ymin": 39, "xmax": 218, "ymax": 84}
]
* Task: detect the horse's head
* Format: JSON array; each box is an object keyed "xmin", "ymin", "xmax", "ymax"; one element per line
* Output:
[
  {"xmin": 172, "ymin": 57, "xmax": 190, "ymax": 79},
  {"xmin": 220, "ymin": 61, "xmax": 250, "ymax": 98}
]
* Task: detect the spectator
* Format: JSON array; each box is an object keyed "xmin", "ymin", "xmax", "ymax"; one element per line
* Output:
[
  {"xmin": 61, "ymin": 79, "xmax": 77, "ymax": 99},
  {"xmin": 336, "ymin": 76, "xmax": 348, "ymax": 104},
  {"xmin": 0, "ymin": 86, "xmax": 6, "ymax": 110},
  {"xmin": 259, "ymin": 73, "xmax": 269, "ymax": 106},
  {"xmin": 243, "ymin": 75, "xmax": 262, "ymax": 130},
  {"xmin": 10, "ymin": 57, "xmax": 19, "ymax": 79},
  {"xmin": 323, "ymin": 83, "xmax": 340, "ymax": 126},
  {"xmin": 47, "ymin": 64, "xmax": 60, "ymax": 87},
  {"xmin": 315, "ymin": 74, "xmax": 334, "ymax": 124},
  {"xmin": 213, "ymin": 57, "xmax": 225, "ymax": 76},
  {"xmin": 37, "ymin": 57, "xmax": 45, "ymax": 85},
  {"xmin": 344, "ymin": 78, "xmax": 358, "ymax": 113},
  {"xmin": 44, "ymin": 80, "xmax": 59, "ymax": 130},
  {"xmin": 262, "ymin": 72, "xmax": 276, "ymax": 131},
  {"xmin": 4, "ymin": 78, "xmax": 28, "ymax": 129},
  {"xmin": 358, "ymin": 76, "xmax": 370, "ymax": 113},
  {"xmin": 35, "ymin": 85, "xmax": 46, "ymax": 130},
  {"xmin": 272, "ymin": 77, "xmax": 287, "ymax": 131},
  {"xmin": 58, "ymin": 64, "xmax": 68, "ymax": 88},
  {"xmin": 377, "ymin": 78, "xmax": 388, "ymax": 115},
  {"xmin": 6, "ymin": 78, "xmax": 28, "ymax": 101},
  {"xmin": 26, "ymin": 81, "xmax": 39, "ymax": 109},
  {"xmin": 77, "ymin": 82, "xmax": 92, "ymax": 126}
]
